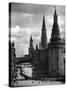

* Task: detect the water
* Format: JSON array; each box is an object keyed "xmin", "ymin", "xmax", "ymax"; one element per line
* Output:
[{"xmin": 17, "ymin": 63, "xmax": 33, "ymax": 79}]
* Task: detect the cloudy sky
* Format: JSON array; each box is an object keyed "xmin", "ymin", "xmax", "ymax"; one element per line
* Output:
[{"xmin": 9, "ymin": 3, "xmax": 65, "ymax": 57}]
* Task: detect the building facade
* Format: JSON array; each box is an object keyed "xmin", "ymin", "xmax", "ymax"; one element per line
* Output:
[{"xmin": 28, "ymin": 8, "xmax": 65, "ymax": 79}]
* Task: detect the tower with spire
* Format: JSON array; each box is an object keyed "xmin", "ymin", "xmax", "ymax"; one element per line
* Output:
[
  {"xmin": 41, "ymin": 12, "xmax": 47, "ymax": 49},
  {"xmin": 48, "ymin": 7, "xmax": 65, "ymax": 77},
  {"xmin": 48, "ymin": 7, "xmax": 60, "ymax": 76},
  {"xmin": 50, "ymin": 7, "xmax": 60, "ymax": 48},
  {"xmin": 29, "ymin": 35, "xmax": 34, "ymax": 57}
]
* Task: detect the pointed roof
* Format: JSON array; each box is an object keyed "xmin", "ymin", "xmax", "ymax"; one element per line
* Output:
[
  {"xmin": 54, "ymin": 6, "xmax": 57, "ymax": 16},
  {"xmin": 42, "ymin": 12, "xmax": 46, "ymax": 29},
  {"xmin": 29, "ymin": 35, "xmax": 34, "ymax": 48},
  {"xmin": 36, "ymin": 44, "xmax": 38, "ymax": 50},
  {"xmin": 30, "ymin": 35, "xmax": 33, "ymax": 41},
  {"xmin": 50, "ymin": 6, "xmax": 60, "ymax": 47},
  {"xmin": 41, "ymin": 12, "xmax": 47, "ymax": 48},
  {"xmin": 54, "ymin": 6, "xmax": 57, "ymax": 22},
  {"xmin": 12, "ymin": 41, "xmax": 15, "ymax": 47}
]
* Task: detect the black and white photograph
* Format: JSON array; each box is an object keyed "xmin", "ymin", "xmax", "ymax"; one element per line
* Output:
[{"xmin": 9, "ymin": 2, "xmax": 65, "ymax": 87}]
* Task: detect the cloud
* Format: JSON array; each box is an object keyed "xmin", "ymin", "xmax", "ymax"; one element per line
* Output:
[
  {"xmin": 11, "ymin": 26, "xmax": 31, "ymax": 38},
  {"xmin": 10, "ymin": 26, "xmax": 32, "ymax": 56},
  {"xmin": 15, "ymin": 42, "xmax": 29, "ymax": 57},
  {"xmin": 22, "ymin": 13, "xmax": 34, "ymax": 17},
  {"xmin": 58, "ymin": 16, "xmax": 65, "ymax": 27},
  {"xmin": 10, "ymin": 25, "xmax": 21, "ymax": 34},
  {"xmin": 58, "ymin": 16, "xmax": 65, "ymax": 39},
  {"xmin": 11, "ymin": 37, "xmax": 16, "ymax": 42},
  {"xmin": 46, "ymin": 15, "xmax": 53, "ymax": 25},
  {"xmin": 10, "ymin": 25, "xmax": 20, "ymax": 42}
]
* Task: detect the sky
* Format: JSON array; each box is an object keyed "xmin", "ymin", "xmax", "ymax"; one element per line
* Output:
[{"xmin": 9, "ymin": 3, "xmax": 65, "ymax": 57}]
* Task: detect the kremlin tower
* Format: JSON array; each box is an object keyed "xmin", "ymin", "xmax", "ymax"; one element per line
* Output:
[{"xmin": 41, "ymin": 13, "xmax": 47, "ymax": 49}]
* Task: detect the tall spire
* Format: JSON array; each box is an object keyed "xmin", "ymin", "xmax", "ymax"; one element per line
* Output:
[
  {"xmin": 42, "ymin": 12, "xmax": 46, "ymax": 29},
  {"xmin": 54, "ymin": 6, "xmax": 57, "ymax": 23},
  {"xmin": 41, "ymin": 12, "xmax": 47, "ymax": 48},
  {"xmin": 50, "ymin": 6, "xmax": 60, "ymax": 47}
]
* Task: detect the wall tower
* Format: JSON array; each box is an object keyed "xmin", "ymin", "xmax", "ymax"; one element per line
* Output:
[
  {"xmin": 41, "ymin": 13, "xmax": 47, "ymax": 49},
  {"xmin": 29, "ymin": 35, "xmax": 34, "ymax": 57}
]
